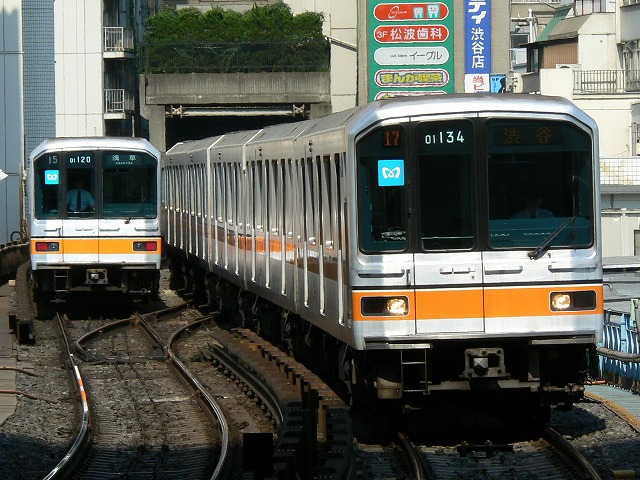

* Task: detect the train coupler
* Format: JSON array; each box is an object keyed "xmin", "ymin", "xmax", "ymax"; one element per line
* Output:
[
  {"xmin": 86, "ymin": 268, "xmax": 108, "ymax": 285},
  {"xmin": 463, "ymin": 348, "xmax": 509, "ymax": 379}
]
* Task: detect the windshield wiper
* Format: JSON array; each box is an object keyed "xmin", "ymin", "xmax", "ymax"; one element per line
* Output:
[
  {"xmin": 125, "ymin": 196, "xmax": 145, "ymax": 224},
  {"xmin": 528, "ymin": 216, "xmax": 576, "ymax": 260}
]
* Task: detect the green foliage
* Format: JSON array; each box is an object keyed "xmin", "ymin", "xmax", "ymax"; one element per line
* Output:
[
  {"xmin": 144, "ymin": 4, "xmax": 325, "ymax": 44},
  {"xmin": 141, "ymin": 4, "xmax": 329, "ymax": 73}
]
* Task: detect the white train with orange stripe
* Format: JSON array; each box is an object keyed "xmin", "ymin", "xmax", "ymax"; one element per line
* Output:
[
  {"xmin": 162, "ymin": 94, "xmax": 603, "ymax": 414},
  {"xmin": 23, "ymin": 137, "xmax": 162, "ymax": 312}
]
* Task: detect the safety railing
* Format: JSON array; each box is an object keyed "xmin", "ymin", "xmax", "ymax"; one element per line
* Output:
[
  {"xmin": 103, "ymin": 27, "xmax": 134, "ymax": 53},
  {"xmin": 574, "ymin": 69, "xmax": 640, "ymax": 94},
  {"xmin": 104, "ymin": 89, "xmax": 134, "ymax": 113},
  {"xmin": 599, "ymin": 304, "xmax": 640, "ymax": 392},
  {"xmin": 141, "ymin": 40, "xmax": 330, "ymax": 74}
]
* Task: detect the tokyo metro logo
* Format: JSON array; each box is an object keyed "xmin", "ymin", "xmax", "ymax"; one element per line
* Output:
[
  {"xmin": 44, "ymin": 170, "xmax": 59, "ymax": 185},
  {"xmin": 378, "ymin": 159, "xmax": 404, "ymax": 186}
]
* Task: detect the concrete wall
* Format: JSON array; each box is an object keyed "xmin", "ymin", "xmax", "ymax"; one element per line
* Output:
[
  {"xmin": 0, "ymin": 0, "xmax": 24, "ymax": 244},
  {"xmin": 144, "ymin": 72, "xmax": 330, "ymax": 105},
  {"xmin": 54, "ymin": 0, "xmax": 104, "ymax": 136},
  {"xmin": 287, "ymin": 0, "xmax": 357, "ymax": 111},
  {"xmin": 601, "ymin": 209, "xmax": 640, "ymax": 257}
]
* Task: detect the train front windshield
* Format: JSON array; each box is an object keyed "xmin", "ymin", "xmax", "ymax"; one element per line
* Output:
[
  {"xmin": 357, "ymin": 118, "xmax": 594, "ymax": 253},
  {"xmin": 33, "ymin": 149, "xmax": 158, "ymax": 220}
]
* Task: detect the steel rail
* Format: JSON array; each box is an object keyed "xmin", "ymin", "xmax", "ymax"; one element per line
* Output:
[
  {"xmin": 42, "ymin": 314, "xmax": 93, "ymax": 480},
  {"xmin": 137, "ymin": 312, "xmax": 232, "ymax": 480},
  {"xmin": 543, "ymin": 425, "xmax": 602, "ymax": 480}
]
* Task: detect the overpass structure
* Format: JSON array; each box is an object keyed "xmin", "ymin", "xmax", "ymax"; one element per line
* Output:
[{"xmin": 140, "ymin": 71, "xmax": 331, "ymax": 152}]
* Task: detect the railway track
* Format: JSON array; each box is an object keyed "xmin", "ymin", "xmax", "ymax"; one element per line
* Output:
[
  {"xmin": 54, "ymin": 309, "xmax": 228, "ymax": 479},
  {"xmin": 352, "ymin": 402, "xmax": 603, "ymax": 480},
  {"xmin": 49, "ymin": 299, "xmax": 353, "ymax": 479},
  {"xmin": 2, "ymin": 269, "xmax": 639, "ymax": 479}
]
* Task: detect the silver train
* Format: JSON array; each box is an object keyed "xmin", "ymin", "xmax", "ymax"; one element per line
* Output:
[
  {"xmin": 162, "ymin": 94, "xmax": 603, "ymax": 412},
  {"xmin": 23, "ymin": 137, "xmax": 162, "ymax": 314}
]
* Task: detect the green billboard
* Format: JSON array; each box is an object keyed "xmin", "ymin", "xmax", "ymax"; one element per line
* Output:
[{"xmin": 367, "ymin": 1, "xmax": 455, "ymax": 101}]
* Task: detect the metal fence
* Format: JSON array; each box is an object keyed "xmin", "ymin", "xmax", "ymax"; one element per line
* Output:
[
  {"xmin": 141, "ymin": 41, "xmax": 330, "ymax": 74},
  {"xmin": 600, "ymin": 157, "xmax": 640, "ymax": 185},
  {"xmin": 104, "ymin": 27, "xmax": 134, "ymax": 52},
  {"xmin": 599, "ymin": 305, "xmax": 640, "ymax": 392},
  {"xmin": 104, "ymin": 89, "xmax": 134, "ymax": 113},
  {"xmin": 574, "ymin": 69, "xmax": 640, "ymax": 94}
]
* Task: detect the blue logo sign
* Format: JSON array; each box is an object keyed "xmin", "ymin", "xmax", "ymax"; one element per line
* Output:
[
  {"xmin": 44, "ymin": 170, "xmax": 59, "ymax": 185},
  {"xmin": 378, "ymin": 159, "xmax": 404, "ymax": 187}
]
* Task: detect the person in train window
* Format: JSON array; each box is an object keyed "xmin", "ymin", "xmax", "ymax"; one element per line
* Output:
[
  {"xmin": 66, "ymin": 179, "xmax": 95, "ymax": 212},
  {"xmin": 511, "ymin": 190, "xmax": 553, "ymax": 219}
]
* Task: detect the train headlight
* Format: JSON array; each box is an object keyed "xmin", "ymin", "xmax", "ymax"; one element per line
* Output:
[
  {"xmin": 387, "ymin": 298, "xmax": 408, "ymax": 316},
  {"xmin": 550, "ymin": 291, "xmax": 597, "ymax": 311},
  {"xmin": 361, "ymin": 296, "xmax": 409, "ymax": 317},
  {"xmin": 550, "ymin": 293, "xmax": 571, "ymax": 310}
]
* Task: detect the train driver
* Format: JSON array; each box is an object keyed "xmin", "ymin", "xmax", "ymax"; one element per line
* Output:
[
  {"xmin": 511, "ymin": 190, "xmax": 553, "ymax": 219},
  {"xmin": 66, "ymin": 179, "xmax": 95, "ymax": 213}
]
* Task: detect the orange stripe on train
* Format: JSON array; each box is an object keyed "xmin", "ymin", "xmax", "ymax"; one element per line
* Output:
[
  {"xmin": 352, "ymin": 285, "xmax": 603, "ymax": 321},
  {"xmin": 31, "ymin": 238, "xmax": 163, "ymax": 255}
]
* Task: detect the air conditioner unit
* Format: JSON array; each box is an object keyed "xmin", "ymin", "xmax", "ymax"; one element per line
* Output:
[{"xmin": 556, "ymin": 64, "xmax": 581, "ymax": 70}]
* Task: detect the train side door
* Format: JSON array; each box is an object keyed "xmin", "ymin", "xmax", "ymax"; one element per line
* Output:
[
  {"xmin": 412, "ymin": 119, "xmax": 485, "ymax": 334},
  {"xmin": 61, "ymin": 154, "xmax": 99, "ymax": 263}
]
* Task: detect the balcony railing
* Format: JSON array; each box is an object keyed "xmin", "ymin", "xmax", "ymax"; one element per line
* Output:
[
  {"xmin": 601, "ymin": 157, "xmax": 640, "ymax": 186},
  {"xmin": 104, "ymin": 89, "xmax": 134, "ymax": 113},
  {"xmin": 104, "ymin": 27, "xmax": 134, "ymax": 52},
  {"xmin": 141, "ymin": 41, "xmax": 330, "ymax": 74},
  {"xmin": 574, "ymin": 69, "xmax": 640, "ymax": 94}
]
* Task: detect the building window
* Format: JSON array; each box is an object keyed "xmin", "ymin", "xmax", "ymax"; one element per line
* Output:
[{"xmin": 634, "ymin": 230, "xmax": 640, "ymax": 256}]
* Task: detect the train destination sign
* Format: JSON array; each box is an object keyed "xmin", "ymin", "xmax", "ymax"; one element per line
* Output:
[{"xmin": 374, "ymin": 3, "xmax": 449, "ymax": 21}]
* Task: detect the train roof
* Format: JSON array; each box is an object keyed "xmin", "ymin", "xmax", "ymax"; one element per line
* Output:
[
  {"xmin": 343, "ymin": 93, "xmax": 598, "ymax": 132},
  {"xmin": 165, "ymin": 136, "xmax": 224, "ymax": 156},
  {"xmin": 163, "ymin": 94, "xmax": 597, "ymax": 155},
  {"xmin": 30, "ymin": 136, "xmax": 160, "ymax": 160}
]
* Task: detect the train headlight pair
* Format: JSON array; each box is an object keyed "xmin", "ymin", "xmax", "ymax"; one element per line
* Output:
[
  {"xmin": 361, "ymin": 296, "xmax": 409, "ymax": 317},
  {"xmin": 550, "ymin": 291, "xmax": 597, "ymax": 311}
]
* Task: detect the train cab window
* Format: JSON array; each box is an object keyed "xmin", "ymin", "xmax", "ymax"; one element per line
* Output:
[
  {"xmin": 356, "ymin": 125, "xmax": 408, "ymax": 252},
  {"xmin": 65, "ymin": 152, "xmax": 96, "ymax": 217},
  {"xmin": 486, "ymin": 119, "xmax": 594, "ymax": 250},
  {"xmin": 34, "ymin": 152, "xmax": 62, "ymax": 219},
  {"xmin": 417, "ymin": 120, "xmax": 475, "ymax": 250},
  {"xmin": 102, "ymin": 151, "xmax": 157, "ymax": 219}
]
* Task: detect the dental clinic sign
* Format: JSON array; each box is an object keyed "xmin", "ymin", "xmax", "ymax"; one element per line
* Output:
[
  {"xmin": 464, "ymin": 0, "xmax": 492, "ymax": 93},
  {"xmin": 368, "ymin": 1, "xmax": 455, "ymax": 100}
]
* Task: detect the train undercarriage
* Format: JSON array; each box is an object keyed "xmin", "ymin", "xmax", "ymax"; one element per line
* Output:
[
  {"xmin": 31, "ymin": 265, "xmax": 160, "ymax": 317},
  {"xmin": 168, "ymin": 255, "xmax": 599, "ymax": 420}
]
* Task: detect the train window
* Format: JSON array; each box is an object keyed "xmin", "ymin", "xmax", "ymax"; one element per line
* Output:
[
  {"xmin": 304, "ymin": 158, "xmax": 318, "ymax": 246},
  {"xmin": 102, "ymin": 151, "xmax": 157, "ymax": 219},
  {"xmin": 356, "ymin": 125, "xmax": 408, "ymax": 252},
  {"xmin": 65, "ymin": 152, "xmax": 96, "ymax": 217},
  {"xmin": 257, "ymin": 161, "xmax": 263, "ymax": 231},
  {"xmin": 417, "ymin": 120, "xmax": 475, "ymax": 250},
  {"xmin": 486, "ymin": 119, "xmax": 594, "ymax": 250},
  {"xmin": 321, "ymin": 155, "xmax": 333, "ymax": 250},
  {"xmin": 33, "ymin": 153, "xmax": 61, "ymax": 218}
]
